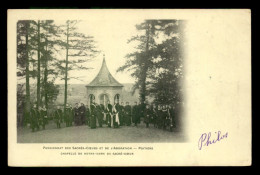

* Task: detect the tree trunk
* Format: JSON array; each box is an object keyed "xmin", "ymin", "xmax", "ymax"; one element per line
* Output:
[
  {"xmin": 140, "ymin": 22, "xmax": 150, "ymax": 104},
  {"xmin": 64, "ymin": 22, "xmax": 69, "ymax": 112},
  {"xmin": 37, "ymin": 20, "xmax": 41, "ymax": 110},
  {"xmin": 25, "ymin": 21, "xmax": 30, "ymax": 119},
  {"xmin": 44, "ymin": 39, "xmax": 48, "ymax": 109}
]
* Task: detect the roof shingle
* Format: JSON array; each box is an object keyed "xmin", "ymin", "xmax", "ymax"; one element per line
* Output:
[{"xmin": 86, "ymin": 57, "xmax": 123, "ymax": 87}]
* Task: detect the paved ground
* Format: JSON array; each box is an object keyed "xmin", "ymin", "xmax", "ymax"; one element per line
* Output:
[{"xmin": 17, "ymin": 121, "xmax": 186, "ymax": 143}]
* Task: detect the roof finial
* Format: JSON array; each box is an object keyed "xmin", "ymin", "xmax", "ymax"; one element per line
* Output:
[{"xmin": 103, "ymin": 53, "xmax": 106, "ymax": 62}]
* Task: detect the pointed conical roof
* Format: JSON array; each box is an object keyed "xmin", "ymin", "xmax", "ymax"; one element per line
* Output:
[{"xmin": 86, "ymin": 57, "xmax": 123, "ymax": 87}]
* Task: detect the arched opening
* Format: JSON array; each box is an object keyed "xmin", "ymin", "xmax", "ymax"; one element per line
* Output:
[
  {"xmin": 89, "ymin": 94, "xmax": 95, "ymax": 104},
  {"xmin": 99, "ymin": 94, "xmax": 109, "ymax": 107},
  {"xmin": 114, "ymin": 94, "xmax": 120, "ymax": 104}
]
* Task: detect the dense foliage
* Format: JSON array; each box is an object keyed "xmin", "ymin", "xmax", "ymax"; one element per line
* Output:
[{"xmin": 117, "ymin": 20, "xmax": 186, "ymax": 106}]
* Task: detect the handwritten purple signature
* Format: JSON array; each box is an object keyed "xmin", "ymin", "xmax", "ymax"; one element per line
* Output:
[{"xmin": 198, "ymin": 131, "xmax": 228, "ymax": 150}]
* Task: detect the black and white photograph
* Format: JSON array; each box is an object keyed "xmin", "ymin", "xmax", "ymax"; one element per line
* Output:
[
  {"xmin": 16, "ymin": 19, "xmax": 186, "ymax": 143},
  {"xmin": 8, "ymin": 9, "xmax": 251, "ymax": 166}
]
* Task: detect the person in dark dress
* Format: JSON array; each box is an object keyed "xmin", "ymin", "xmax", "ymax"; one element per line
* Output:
[
  {"xmin": 100, "ymin": 103, "xmax": 106, "ymax": 125},
  {"xmin": 72, "ymin": 104, "xmax": 76, "ymax": 125},
  {"xmin": 64, "ymin": 104, "xmax": 70, "ymax": 127},
  {"xmin": 54, "ymin": 106, "xmax": 62, "ymax": 128},
  {"xmin": 74, "ymin": 103, "xmax": 80, "ymax": 126},
  {"xmin": 38, "ymin": 106, "xmax": 43, "ymax": 129},
  {"xmin": 137, "ymin": 102, "xmax": 143, "ymax": 124},
  {"xmin": 30, "ymin": 104, "xmax": 40, "ymax": 132},
  {"xmin": 60, "ymin": 105, "xmax": 64, "ymax": 124},
  {"xmin": 124, "ymin": 102, "xmax": 132, "ymax": 126},
  {"xmin": 165, "ymin": 105, "xmax": 172, "ymax": 131},
  {"xmin": 132, "ymin": 102, "xmax": 138, "ymax": 127},
  {"xmin": 157, "ymin": 105, "xmax": 163, "ymax": 129},
  {"xmin": 96, "ymin": 103, "xmax": 103, "ymax": 127},
  {"xmin": 58, "ymin": 106, "xmax": 63, "ymax": 127},
  {"xmin": 144, "ymin": 104, "xmax": 152, "ymax": 128},
  {"xmin": 79, "ymin": 103, "xmax": 86, "ymax": 125},
  {"xmin": 161, "ymin": 105, "xmax": 168, "ymax": 130},
  {"xmin": 106, "ymin": 101, "xmax": 113, "ymax": 127},
  {"xmin": 69, "ymin": 105, "xmax": 74, "ymax": 126},
  {"xmin": 23, "ymin": 107, "xmax": 30, "ymax": 128},
  {"xmin": 85, "ymin": 105, "xmax": 90, "ymax": 126},
  {"xmin": 119, "ymin": 102, "xmax": 125, "ymax": 126},
  {"xmin": 40, "ymin": 105, "xmax": 48, "ymax": 130},
  {"xmin": 168, "ymin": 104, "xmax": 175, "ymax": 132},
  {"xmin": 90, "ymin": 100, "xmax": 97, "ymax": 129},
  {"xmin": 151, "ymin": 104, "xmax": 158, "ymax": 128}
]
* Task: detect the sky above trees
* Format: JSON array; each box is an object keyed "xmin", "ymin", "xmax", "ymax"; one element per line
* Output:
[{"xmin": 42, "ymin": 19, "xmax": 144, "ymax": 85}]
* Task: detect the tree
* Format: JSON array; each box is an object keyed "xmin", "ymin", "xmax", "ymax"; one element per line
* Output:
[
  {"xmin": 117, "ymin": 20, "xmax": 158, "ymax": 103},
  {"xmin": 36, "ymin": 20, "xmax": 41, "ymax": 110},
  {"xmin": 118, "ymin": 20, "xmax": 185, "ymax": 106},
  {"xmin": 44, "ymin": 82, "xmax": 60, "ymax": 107},
  {"xmin": 26, "ymin": 20, "xmax": 62, "ymax": 110},
  {"xmin": 17, "ymin": 20, "xmax": 35, "ymax": 125},
  {"xmin": 17, "ymin": 20, "xmax": 65, "ymax": 126},
  {"xmin": 23, "ymin": 20, "xmax": 42, "ymax": 110},
  {"xmin": 58, "ymin": 20, "xmax": 98, "ymax": 111},
  {"xmin": 148, "ymin": 20, "xmax": 185, "ymax": 106},
  {"xmin": 39, "ymin": 20, "xmax": 60, "ymax": 109}
]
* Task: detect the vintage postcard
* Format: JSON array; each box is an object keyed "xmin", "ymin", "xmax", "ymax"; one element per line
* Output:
[{"xmin": 8, "ymin": 9, "xmax": 251, "ymax": 166}]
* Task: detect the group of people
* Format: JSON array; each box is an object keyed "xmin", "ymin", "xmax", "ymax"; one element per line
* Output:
[
  {"xmin": 27, "ymin": 100, "xmax": 178, "ymax": 132},
  {"xmin": 29, "ymin": 104, "xmax": 48, "ymax": 132}
]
